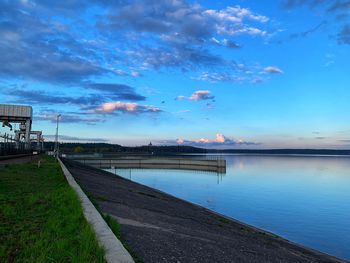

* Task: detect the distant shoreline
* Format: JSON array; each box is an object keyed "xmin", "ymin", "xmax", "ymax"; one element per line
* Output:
[
  {"xmin": 47, "ymin": 141, "xmax": 350, "ymax": 156},
  {"xmin": 207, "ymin": 149, "xmax": 350, "ymax": 156},
  {"xmin": 187, "ymin": 153, "xmax": 350, "ymax": 157}
]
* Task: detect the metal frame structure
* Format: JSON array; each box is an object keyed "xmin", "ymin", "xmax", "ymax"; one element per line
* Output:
[
  {"xmin": 0, "ymin": 132, "xmax": 28, "ymax": 156},
  {"xmin": 0, "ymin": 104, "xmax": 33, "ymax": 149},
  {"xmin": 14, "ymin": 130, "xmax": 44, "ymax": 151}
]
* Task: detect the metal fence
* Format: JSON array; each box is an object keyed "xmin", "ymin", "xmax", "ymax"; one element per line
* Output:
[
  {"xmin": 0, "ymin": 132, "xmax": 31, "ymax": 156},
  {"xmin": 68, "ymin": 156, "xmax": 226, "ymax": 174}
]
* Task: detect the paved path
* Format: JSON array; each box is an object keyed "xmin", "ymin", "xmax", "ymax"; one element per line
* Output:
[
  {"xmin": 0, "ymin": 154, "xmax": 41, "ymax": 165},
  {"xmin": 63, "ymin": 159, "xmax": 345, "ymax": 263},
  {"xmin": 58, "ymin": 158, "xmax": 134, "ymax": 263}
]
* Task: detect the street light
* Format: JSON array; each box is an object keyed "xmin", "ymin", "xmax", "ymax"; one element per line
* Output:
[{"xmin": 54, "ymin": 114, "xmax": 61, "ymax": 158}]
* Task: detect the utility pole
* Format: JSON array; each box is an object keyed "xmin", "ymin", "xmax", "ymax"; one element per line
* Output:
[{"xmin": 54, "ymin": 114, "xmax": 61, "ymax": 158}]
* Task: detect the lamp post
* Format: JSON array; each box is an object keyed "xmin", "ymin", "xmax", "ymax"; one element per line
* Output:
[{"xmin": 54, "ymin": 114, "xmax": 61, "ymax": 158}]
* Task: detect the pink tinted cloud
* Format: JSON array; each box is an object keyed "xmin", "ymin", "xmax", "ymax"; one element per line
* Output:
[
  {"xmin": 189, "ymin": 90, "xmax": 215, "ymax": 101},
  {"xmin": 176, "ymin": 138, "xmax": 184, "ymax": 144},
  {"xmin": 94, "ymin": 101, "xmax": 161, "ymax": 114},
  {"xmin": 215, "ymin": 133, "xmax": 226, "ymax": 143},
  {"xmin": 170, "ymin": 133, "xmax": 259, "ymax": 147},
  {"xmin": 176, "ymin": 90, "xmax": 215, "ymax": 101}
]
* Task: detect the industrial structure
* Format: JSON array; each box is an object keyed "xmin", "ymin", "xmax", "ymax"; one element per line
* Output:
[
  {"xmin": 0, "ymin": 104, "xmax": 44, "ymax": 154},
  {"xmin": 14, "ymin": 130, "xmax": 44, "ymax": 150}
]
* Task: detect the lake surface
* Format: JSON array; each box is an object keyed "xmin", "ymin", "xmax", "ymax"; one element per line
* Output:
[{"xmin": 107, "ymin": 155, "xmax": 350, "ymax": 260}]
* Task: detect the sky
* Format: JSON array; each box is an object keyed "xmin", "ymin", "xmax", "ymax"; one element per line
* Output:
[{"xmin": 0, "ymin": 0, "xmax": 350, "ymax": 149}]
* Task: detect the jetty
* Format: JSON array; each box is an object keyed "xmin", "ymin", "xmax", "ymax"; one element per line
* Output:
[{"xmin": 67, "ymin": 156, "xmax": 226, "ymax": 173}]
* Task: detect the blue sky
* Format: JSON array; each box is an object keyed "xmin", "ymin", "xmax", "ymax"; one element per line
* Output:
[{"xmin": 0, "ymin": 0, "xmax": 350, "ymax": 149}]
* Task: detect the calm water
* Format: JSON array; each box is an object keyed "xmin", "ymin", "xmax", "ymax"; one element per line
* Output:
[{"xmin": 107, "ymin": 155, "xmax": 350, "ymax": 260}]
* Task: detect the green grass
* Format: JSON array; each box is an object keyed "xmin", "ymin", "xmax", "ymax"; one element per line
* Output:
[
  {"xmin": 217, "ymin": 216, "xmax": 231, "ymax": 225},
  {"xmin": 87, "ymin": 195, "xmax": 143, "ymax": 263},
  {"xmin": 0, "ymin": 155, "xmax": 105, "ymax": 263},
  {"xmin": 103, "ymin": 215, "xmax": 143, "ymax": 263}
]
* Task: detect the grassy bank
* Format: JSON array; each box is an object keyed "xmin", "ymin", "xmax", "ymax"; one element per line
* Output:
[
  {"xmin": 88, "ymin": 193, "xmax": 142, "ymax": 263},
  {"xmin": 0, "ymin": 155, "xmax": 105, "ymax": 262}
]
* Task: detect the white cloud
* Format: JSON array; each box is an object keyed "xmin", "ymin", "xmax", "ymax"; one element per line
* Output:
[
  {"xmin": 106, "ymin": 1, "xmax": 271, "ymax": 71},
  {"xmin": 131, "ymin": 70, "xmax": 142, "ymax": 77},
  {"xmin": 0, "ymin": 0, "xmax": 276, "ymax": 90},
  {"xmin": 197, "ymin": 72, "xmax": 241, "ymax": 82},
  {"xmin": 175, "ymin": 95, "xmax": 187, "ymax": 101},
  {"xmin": 196, "ymin": 70, "xmax": 268, "ymax": 84},
  {"xmin": 263, "ymin": 66, "xmax": 284, "ymax": 74},
  {"xmin": 203, "ymin": 6, "xmax": 269, "ymax": 24},
  {"xmin": 204, "ymin": 6, "xmax": 269, "ymax": 37},
  {"xmin": 210, "ymin": 37, "xmax": 241, "ymax": 48},
  {"xmin": 93, "ymin": 102, "xmax": 161, "ymax": 114},
  {"xmin": 113, "ymin": 69, "xmax": 129, "ymax": 76},
  {"xmin": 222, "ymin": 38, "xmax": 240, "ymax": 48}
]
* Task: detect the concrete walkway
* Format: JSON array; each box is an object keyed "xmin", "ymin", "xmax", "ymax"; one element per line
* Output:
[{"xmin": 58, "ymin": 158, "xmax": 134, "ymax": 263}]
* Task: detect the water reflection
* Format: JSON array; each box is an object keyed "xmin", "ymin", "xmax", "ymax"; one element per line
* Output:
[
  {"xmin": 106, "ymin": 155, "xmax": 350, "ymax": 260},
  {"xmin": 111, "ymin": 168, "xmax": 226, "ymax": 184}
]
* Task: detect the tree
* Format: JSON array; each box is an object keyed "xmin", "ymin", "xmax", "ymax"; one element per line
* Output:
[{"xmin": 73, "ymin": 146, "xmax": 84, "ymax": 153}]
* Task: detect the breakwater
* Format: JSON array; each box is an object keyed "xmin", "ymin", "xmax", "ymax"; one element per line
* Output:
[{"xmin": 71, "ymin": 157, "xmax": 226, "ymax": 173}]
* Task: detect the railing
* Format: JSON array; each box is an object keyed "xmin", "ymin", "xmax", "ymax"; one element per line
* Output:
[
  {"xmin": 70, "ymin": 156, "xmax": 226, "ymax": 174},
  {"xmin": 0, "ymin": 133, "xmax": 31, "ymax": 156},
  {"xmin": 65, "ymin": 153, "xmax": 226, "ymax": 161}
]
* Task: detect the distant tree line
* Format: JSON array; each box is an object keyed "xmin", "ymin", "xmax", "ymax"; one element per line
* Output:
[
  {"xmin": 43, "ymin": 142, "xmax": 207, "ymax": 154},
  {"xmin": 43, "ymin": 142, "xmax": 350, "ymax": 155},
  {"xmin": 208, "ymin": 148, "xmax": 350, "ymax": 155}
]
